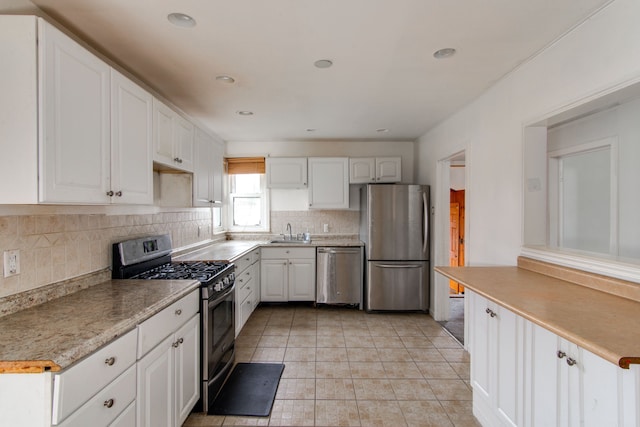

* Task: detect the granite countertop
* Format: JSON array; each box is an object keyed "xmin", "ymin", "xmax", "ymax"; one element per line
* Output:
[
  {"xmin": 174, "ymin": 238, "xmax": 364, "ymax": 262},
  {"xmin": 0, "ymin": 279, "xmax": 199, "ymax": 373},
  {"xmin": 435, "ymin": 264, "xmax": 640, "ymax": 369}
]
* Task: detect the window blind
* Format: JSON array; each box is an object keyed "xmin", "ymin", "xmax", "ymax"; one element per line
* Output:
[{"xmin": 226, "ymin": 157, "xmax": 265, "ymax": 174}]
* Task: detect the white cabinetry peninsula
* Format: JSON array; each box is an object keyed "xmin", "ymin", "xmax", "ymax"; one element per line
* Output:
[
  {"xmin": 266, "ymin": 157, "xmax": 308, "ymax": 188},
  {"xmin": 0, "ymin": 16, "xmax": 153, "ymax": 204},
  {"xmin": 349, "ymin": 157, "xmax": 402, "ymax": 183},
  {"xmin": 136, "ymin": 289, "xmax": 200, "ymax": 427},
  {"xmin": 308, "ymin": 157, "xmax": 349, "ymax": 209},
  {"xmin": 436, "ymin": 264, "xmax": 640, "ymax": 427},
  {"xmin": 233, "ymin": 248, "xmax": 261, "ymax": 336},
  {"xmin": 261, "ymin": 247, "xmax": 316, "ymax": 302}
]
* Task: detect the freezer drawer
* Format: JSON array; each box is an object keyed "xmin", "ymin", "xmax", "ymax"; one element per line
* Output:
[
  {"xmin": 366, "ymin": 260, "xmax": 429, "ymax": 311},
  {"xmin": 316, "ymin": 247, "xmax": 362, "ymax": 306}
]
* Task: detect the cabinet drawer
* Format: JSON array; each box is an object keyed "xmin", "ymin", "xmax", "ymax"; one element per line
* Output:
[
  {"xmin": 239, "ymin": 276, "xmax": 255, "ymax": 302},
  {"xmin": 236, "ymin": 263, "xmax": 255, "ymax": 290},
  {"xmin": 137, "ymin": 289, "xmax": 199, "ymax": 358},
  {"xmin": 233, "ymin": 252, "xmax": 253, "ymax": 273},
  {"xmin": 52, "ymin": 328, "xmax": 137, "ymax": 424},
  {"xmin": 56, "ymin": 364, "xmax": 136, "ymax": 427},
  {"xmin": 262, "ymin": 247, "xmax": 315, "ymax": 259},
  {"xmin": 251, "ymin": 249, "xmax": 261, "ymax": 263}
]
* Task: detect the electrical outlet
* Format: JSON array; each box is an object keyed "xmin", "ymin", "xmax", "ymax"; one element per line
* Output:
[{"xmin": 4, "ymin": 250, "xmax": 20, "ymax": 278}]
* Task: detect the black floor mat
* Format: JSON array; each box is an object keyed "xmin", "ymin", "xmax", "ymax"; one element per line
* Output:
[{"xmin": 209, "ymin": 363, "xmax": 285, "ymax": 417}]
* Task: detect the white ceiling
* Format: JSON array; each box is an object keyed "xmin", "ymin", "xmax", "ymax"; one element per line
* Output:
[{"xmin": 10, "ymin": 0, "xmax": 612, "ymax": 142}]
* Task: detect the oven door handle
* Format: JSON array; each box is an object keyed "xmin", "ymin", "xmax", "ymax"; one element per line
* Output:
[{"xmin": 209, "ymin": 283, "xmax": 235, "ymax": 307}]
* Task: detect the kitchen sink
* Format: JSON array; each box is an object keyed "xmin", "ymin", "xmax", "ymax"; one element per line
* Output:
[{"xmin": 269, "ymin": 239, "xmax": 312, "ymax": 244}]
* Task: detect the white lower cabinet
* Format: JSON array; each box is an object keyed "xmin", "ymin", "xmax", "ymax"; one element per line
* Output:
[
  {"xmin": 524, "ymin": 320, "xmax": 638, "ymax": 427},
  {"xmin": 234, "ymin": 248, "xmax": 261, "ymax": 336},
  {"xmin": 52, "ymin": 329, "xmax": 138, "ymax": 426},
  {"xmin": 468, "ymin": 290, "xmax": 640, "ymax": 427},
  {"xmin": 467, "ymin": 290, "xmax": 523, "ymax": 427},
  {"xmin": 261, "ymin": 247, "xmax": 316, "ymax": 302},
  {"xmin": 137, "ymin": 290, "xmax": 200, "ymax": 427}
]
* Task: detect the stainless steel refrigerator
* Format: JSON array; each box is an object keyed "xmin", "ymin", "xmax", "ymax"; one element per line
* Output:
[{"xmin": 360, "ymin": 184, "xmax": 430, "ymax": 311}]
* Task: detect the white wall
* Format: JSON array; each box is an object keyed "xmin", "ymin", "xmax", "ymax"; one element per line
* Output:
[{"xmin": 417, "ymin": 0, "xmax": 640, "ymax": 269}]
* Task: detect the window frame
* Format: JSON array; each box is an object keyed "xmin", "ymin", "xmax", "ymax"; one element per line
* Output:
[{"xmin": 227, "ymin": 173, "xmax": 270, "ymax": 232}]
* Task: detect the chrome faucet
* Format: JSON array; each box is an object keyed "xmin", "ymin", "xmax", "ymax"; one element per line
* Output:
[{"xmin": 286, "ymin": 223, "xmax": 292, "ymax": 240}]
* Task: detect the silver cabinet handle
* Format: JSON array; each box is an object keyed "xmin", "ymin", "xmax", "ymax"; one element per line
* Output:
[
  {"xmin": 557, "ymin": 351, "xmax": 566, "ymax": 359},
  {"xmin": 178, "ymin": 338, "xmax": 184, "ymax": 344},
  {"xmin": 106, "ymin": 191, "xmax": 114, "ymax": 197},
  {"xmin": 173, "ymin": 341, "xmax": 180, "ymax": 348},
  {"xmin": 175, "ymin": 309, "xmax": 182, "ymax": 316},
  {"xmin": 104, "ymin": 399, "xmax": 114, "ymax": 408},
  {"xmin": 115, "ymin": 191, "xmax": 122, "ymax": 197},
  {"xmin": 422, "ymin": 191, "xmax": 429, "ymax": 254},
  {"xmin": 104, "ymin": 357, "xmax": 116, "ymax": 366},
  {"xmin": 174, "ymin": 157, "xmax": 180, "ymax": 163},
  {"xmin": 485, "ymin": 308, "xmax": 497, "ymax": 318},
  {"xmin": 375, "ymin": 264, "xmax": 422, "ymax": 269},
  {"xmin": 566, "ymin": 357, "xmax": 577, "ymax": 366}
]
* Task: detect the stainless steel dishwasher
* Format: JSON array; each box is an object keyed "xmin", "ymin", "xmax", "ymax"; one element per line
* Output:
[{"xmin": 316, "ymin": 246, "xmax": 363, "ymax": 308}]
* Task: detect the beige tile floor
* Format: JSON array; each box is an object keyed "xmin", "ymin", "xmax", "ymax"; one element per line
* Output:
[{"xmin": 184, "ymin": 304, "xmax": 480, "ymax": 427}]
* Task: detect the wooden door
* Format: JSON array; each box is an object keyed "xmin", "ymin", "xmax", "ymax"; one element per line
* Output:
[{"xmin": 449, "ymin": 189, "xmax": 466, "ymax": 293}]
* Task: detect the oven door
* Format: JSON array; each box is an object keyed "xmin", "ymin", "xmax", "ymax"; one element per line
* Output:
[{"xmin": 202, "ymin": 284, "xmax": 235, "ymax": 383}]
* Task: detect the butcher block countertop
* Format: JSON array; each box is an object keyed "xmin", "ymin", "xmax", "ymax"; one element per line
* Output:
[
  {"xmin": 0, "ymin": 279, "xmax": 199, "ymax": 374},
  {"xmin": 436, "ymin": 257, "xmax": 640, "ymax": 369}
]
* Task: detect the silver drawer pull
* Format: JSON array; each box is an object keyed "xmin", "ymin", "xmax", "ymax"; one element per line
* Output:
[
  {"xmin": 557, "ymin": 351, "xmax": 566, "ymax": 359},
  {"xmin": 175, "ymin": 309, "xmax": 182, "ymax": 316},
  {"xmin": 104, "ymin": 399, "xmax": 114, "ymax": 408},
  {"xmin": 105, "ymin": 357, "xmax": 116, "ymax": 366},
  {"xmin": 566, "ymin": 357, "xmax": 577, "ymax": 366}
]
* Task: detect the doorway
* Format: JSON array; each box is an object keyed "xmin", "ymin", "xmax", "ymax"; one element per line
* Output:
[{"xmin": 437, "ymin": 154, "xmax": 466, "ymax": 344}]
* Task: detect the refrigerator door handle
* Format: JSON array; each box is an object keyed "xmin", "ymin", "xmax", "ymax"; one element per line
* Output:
[
  {"xmin": 375, "ymin": 264, "xmax": 423, "ymax": 269},
  {"xmin": 422, "ymin": 191, "xmax": 429, "ymax": 254}
]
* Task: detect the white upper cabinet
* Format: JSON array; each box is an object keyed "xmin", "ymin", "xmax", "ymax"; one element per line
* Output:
[
  {"xmin": 152, "ymin": 98, "xmax": 194, "ymax": 172},
  {"xmin": 266, "ymin": 157, "xmax": 307, "ymax": 188},
  {"xmin": 308, "ymin": 157, "xmax": 349, "ymax": 209},
  {"xmin": 0, "ymin": 16, "xmax": 154, "ymax": 205},
  {"xmin": 110, "ymin": 69, "xmax": 153, "ymax": 204},
  {"xmin": 349, "ymin": 157, "xmax": 401, "ymax": 183},
  {"xmin": 193, "ymin": 127, "xmax": 224, "ymax": 206},
  {"xmin": 39, "ymin": 18, "xmax": 111, "ymax": 203}
]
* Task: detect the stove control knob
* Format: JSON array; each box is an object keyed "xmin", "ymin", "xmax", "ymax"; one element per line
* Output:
[
  {"xmin": 223, "ymin": 277, "xmax": 230, "ymax": 286},
  {"xmin": 214, "ymin": 281, "xmax": 224, "ymax": 292},
  {"xmin": 229, "ymin": 273, "xmax": 235, "ymax": 282}
]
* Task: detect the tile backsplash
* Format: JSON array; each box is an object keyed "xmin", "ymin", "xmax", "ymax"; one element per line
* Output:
[
  {"xmin": 270, "ymin": 210, "xmax": 360, "ymax": 237},
  {"xmin": 0, "ymin": 209, "xmax": 215, "ymax": 298}
]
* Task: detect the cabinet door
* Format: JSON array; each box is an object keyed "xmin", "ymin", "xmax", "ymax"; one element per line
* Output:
[
  {"xmin": 152, "ymin": 98, "xmax": 175, "ymax": 165},
  {"xmin": 308, "ymin": 157, "xmax": 349, "ymax": 209},
  {"xmin": 468, "ymin": 291, "xmax": 491, "ymax": 403},
  {"xmin": 175, "ymin": 315, "xmax": 200, "ymax": 427},
  {"xmin": 110, "ymin": 69, "xmax": 153, "ymax": 204},
  {"xmin": 376, "ymin": 157, "xmax": 401, "ymax": 183},
  {"xmin": 39, "ymin": 19, "xmax": 111, "ymax": 203},
  {"xmin": 193, "ymin": 128, "xmax": 214, "ymax": 206},
  {"xmin": 137, "ymin": 335, "xmax": 174, "ymax": 427},
  {"xmin": 212, "ymin": 139, "xmax": 224, "ymax": 204},
  {"xmin": 288, "ymin": 258, "xmax": 316, "ymax": 301},
  {"xmin": 174, "ymin": 114, "xmax": 194, "ymax": 172},
  {"xmin": 266, "ymin": 157, "xmax": 308, "ymax": 188},
  {"xmin": 349, "ymin": 158, "xmax": 375, "ymax": 183},
  {"xmin": 260, "ymin": 259, "xmax": 288, "ymax": 301}
]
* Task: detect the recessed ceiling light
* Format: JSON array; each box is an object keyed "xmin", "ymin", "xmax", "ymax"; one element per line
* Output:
[
  {"xmin": 314, "ymin": 59, "xmax": 333, "ymax": 69},
  {"xmin": 376, "ymin": 128, "xmax": 389, "ymax": 133},
  {"xmin": 306, "ymin": 128, "xmax": 317, "ymax": 132},
  {"xmin": 167, "ymin": 13, "xmax": 196, "ymax": 28},
  {"xmin": 237, "ymin": 111, "xmax": 254, "ymax": 116},
  {"xmin": 216, "ymin": 75, "xmax": 235, "ymax": 83},
  {"xmin": 433, "ymin": 48, "xmax": 456, "ymax": 59}
]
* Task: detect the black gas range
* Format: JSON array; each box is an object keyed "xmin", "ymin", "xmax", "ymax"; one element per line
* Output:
[{"xmin": 112, "ymin": 234, "xmax": 236, "ymax": 413}]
